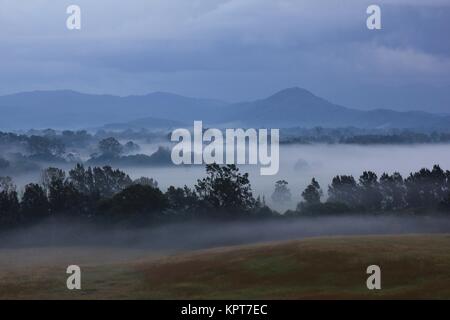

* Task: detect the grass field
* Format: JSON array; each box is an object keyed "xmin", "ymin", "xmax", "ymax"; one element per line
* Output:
[{"xmin": 1, "ymin": 234, "xmax": 450, "ymax": 299}]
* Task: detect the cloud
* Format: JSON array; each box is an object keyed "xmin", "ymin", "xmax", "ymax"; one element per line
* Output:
[
  {"xmin": 370, "ymin": 46, "xmax": 450, "ymax": 75},
  {"xmin": 0, "ymin": 0, "xmax": 449, "ymax": 111}
]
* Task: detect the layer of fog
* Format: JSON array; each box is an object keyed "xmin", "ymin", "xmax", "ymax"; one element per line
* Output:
[
  {"xmin": 2, "ymin": 216, "xmax": 450, "ymax": 251},
  {"xmin": 5, "ymin": 143, "xmax": 450, "ymax": 212},
  {"xmin": 129, "ymin": 143, "xmax": 450, "ymax": 211}
]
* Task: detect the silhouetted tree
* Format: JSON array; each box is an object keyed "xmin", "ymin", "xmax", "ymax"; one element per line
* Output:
[
  {"xmin": 68, "ymin": 164, "xmax": 132, "ymax": 199},
  {"xmin": 92, "ymin": 166, "xmax": 132, "ymax": 198},
  {"xmin": 379, "ymin": 172, "xmax": 406, "ymax": 210},
  {"xmin": 301, "ymin": 178, "xmax": 322, "ymax": 206},
  {"xmin": 41, "ymin": 167, "xmax": 84, "ymax": 215},
  {"xmin": 358, "ymin": 171, "xmax": 382, "ymax": 211},
  {"xmin": 41, "ymin": 167, "xmax": 66, "ymax": 195},
  {"xmin": 166, "ymin": 186, "xmax": 198, "ymax": 213},
  {"xmin": 103, "ymin": 184, "xmax": 167, "ymax": 216},
  {"xmin": 98, "ymin": 137, "xmax": 123, "ymax": 157},
  {"xmin": 68, "ymin": 164, "xmax": 95, "ymax": 195},
  {"xmin": 21, "ymin": 183, "xmax": 49, "ymax": 221},
  {"xmin": 195, "ymin": 164, "xmax": 255, "ymax": 217},
  {"xmin": 405, "ymin": 165, "xmax": 447, "ymax": 210},
  {"xmin": 328, "ymin": 175, "xmax": 360, "ymax": 209},
  {"xmin": 0, "ymin": 177, "xmax": 20, "ymax": 225},
  {"xmin": 271, "ymin": 180, "xmax": 292, "ymax": 205}
]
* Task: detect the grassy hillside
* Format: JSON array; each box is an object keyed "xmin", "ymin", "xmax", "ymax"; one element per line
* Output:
[{"xmin": 1, "ymin": 234, "xmax": 450, "ymax": 299}]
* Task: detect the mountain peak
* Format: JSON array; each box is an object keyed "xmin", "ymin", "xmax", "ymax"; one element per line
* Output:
[{"xmin": 266, "ymin": 87, "xmax": 318, "ymax": 101}]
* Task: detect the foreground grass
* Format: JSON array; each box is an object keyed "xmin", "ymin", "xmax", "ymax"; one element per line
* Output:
[{"xmin": 1, "ymin": 234, "xmax": 450, "ymax": 299}]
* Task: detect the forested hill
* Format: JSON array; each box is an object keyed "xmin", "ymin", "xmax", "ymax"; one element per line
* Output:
[{"xmin": 1, "ymin": 88, "xmax": 449, "ymax": 130}]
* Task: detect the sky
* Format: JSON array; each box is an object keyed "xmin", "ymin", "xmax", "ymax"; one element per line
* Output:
[{"xmin": 0, "ymin": 0, "xmax": 450, "ymax": 112}]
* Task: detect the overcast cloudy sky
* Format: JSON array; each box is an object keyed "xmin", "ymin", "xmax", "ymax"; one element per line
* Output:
[{"xmin": 0, "ymin": 0, "xmax": 449, "ymax": 112}]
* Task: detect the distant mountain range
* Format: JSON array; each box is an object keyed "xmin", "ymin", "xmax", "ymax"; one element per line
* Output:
[
  {"xmin": 0, "ymin": 87, "xmax": 449, "ymax": 130},
  {"xmin": 223, "ymin": 87, "xmax": 450, "ymax": 129},
  {"xmin": 0, "ymin": 90, "xmax": 225, "ymax": 129}
]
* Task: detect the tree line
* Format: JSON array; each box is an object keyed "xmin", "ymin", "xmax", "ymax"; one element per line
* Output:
[
  {"xmin": 1, "ymin": 163, "xmax": 450, "ymax": 228},
  {"xmin": 291, "ymin": 164, "xmax": 450, "ymax": 216},
  {"xmin": 0, "ymin": 163, "xmax": 272, "ymax": 227}
]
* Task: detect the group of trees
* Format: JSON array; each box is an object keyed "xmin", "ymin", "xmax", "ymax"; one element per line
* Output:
[
  {"xmin": 3, "ymin": 163, "xmax": 450, "ymax": 228},
  {"xmin": 280, "ymin": 127, "xmax": 450, "ymax": 145},
  {"xmin": 0, "ymin": 130, "xmax": 88, "ymax": 171},
  {"xmin": 341, "ymin": 132, "xmax": 450, "ymax": 145},
  {"xmin": 1, "ymin": 164, "xmax": 137, "ymax": 226},
  {"xmin": 88, "ymin": 145, "xmax": 172, "ymax": 167},
  {"xmin": 294, "ymin": 165, "xmax": 450, "ymax": 215},
  {"xmin": 0, "ymin": 163, "xmax": 272, "ymax": 227},
  {"xmin": 0, "ymin": 131, "xmax": 66, "ymax": 161},
  {"xmin": 0, "ymin": 129, "xmax": 171, "ymax": 175},
  {"xmin": 0, "ymin": 130, "xmax": 142, "ymax": 163},
  {"xmin": 95, "ymin": 137, "xmax": 140, "ymax": 158}
]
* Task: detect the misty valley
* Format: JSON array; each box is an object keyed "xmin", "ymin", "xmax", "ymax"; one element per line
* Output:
[
  {"xmin": 0, "ymin": 91, "xmax": 449, "ymax": 299},
  {"xmin": 2, "ymin": 125, "xmax": 450, "ymax": 228},
  {"xmin": 1, "ymin": 90, "xmax": 450, "ymax": 300},
  {"xmin": 3, "ymin": 0, "xmax": 450, "ymax": 302}
]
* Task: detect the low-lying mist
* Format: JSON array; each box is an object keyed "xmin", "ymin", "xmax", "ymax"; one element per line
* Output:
[
  {"xmin": 5, "ymin": 143, "xmax": 450, "ymax": 212},
  {"xmin": 2, "ymin": 215, "xmax": 450, "ymax": 252},
  {"xmin": 101, "ymin": 143, "xmax": 450, "ymax": 211}
]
